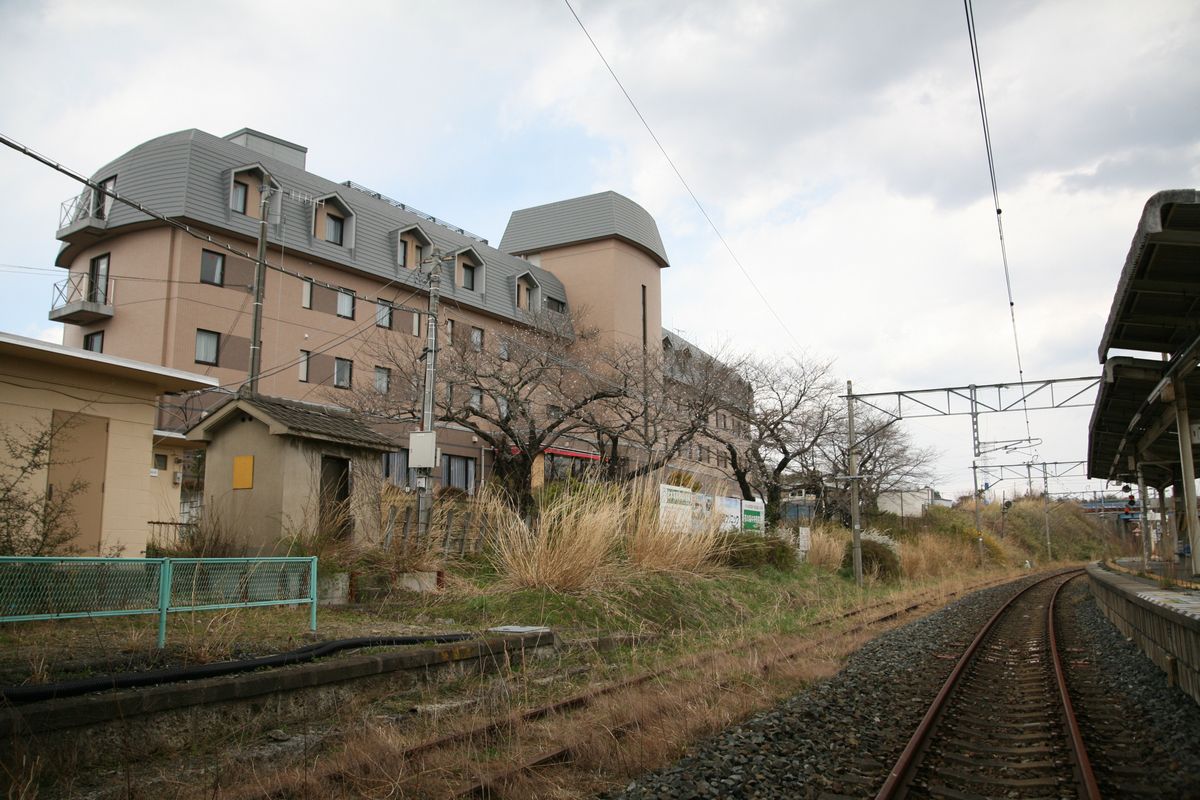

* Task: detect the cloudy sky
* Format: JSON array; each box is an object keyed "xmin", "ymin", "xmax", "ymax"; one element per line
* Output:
[{"xmin": 1, "ymin": 0, "xmax": 1197, "ymax": 496}]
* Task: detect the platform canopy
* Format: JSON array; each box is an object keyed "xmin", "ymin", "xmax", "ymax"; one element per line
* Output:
[{"xmin": 1088, "ymin": 190, "xmax": 1200, "ymax": 488}]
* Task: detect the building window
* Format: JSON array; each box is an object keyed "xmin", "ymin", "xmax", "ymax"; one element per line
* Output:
[
  {"xmin": 497, "ymin": 395, "xmax": 509, "ymax": 419},
  {"xmin": 326, "ymin": 212, "xmax": 345, "ymax": 245},
  {"xmin": 376, "ymin": 301, "xmax": 392, "ymax": 329},
  {"xmin": 445, "ymin": 319, "xmax": 454, "ymax": 345},
  {"xmin": 382, "ymin": 449, "xmax": 415, "ymax": 488},
  {"xmin": 412, "ymin": 312, "xmax": 421, "ymax": 337},
  {"xmin": 470, "ymin": 326, "xmax": 483, "ymax": 351},
  {"xmin": 547, "ymin": 297, "xmax": 566, "ymax": 313},
  {"xmin": 302, "ymin": 278, "xmax": 313, "ymax": 309},
  {"xmin": 397, "ymin": 237, "xmax": 408, "ymax": 268},
  {"xmin": 153, "ymin": 453, "xmax": 169, "ymax": 471},
  {"xmin": 87, "ymin": 254, "xmax": 110, "ymax": 304},
  {"xmin": 717, "ymin": 453, "xmax": 728, "ymax": 469},
  {"xmin": 195, "ymin": 329, "xmax": 219, "ymax": 365},
  {"xmin": 334, "ymin": 357, "xmax": 352, "ymax": 389},
  {"xmin": 462, "ymin": 263, "xmax": 476, "ymax": 291},
  {"xmin": 441, "ymin": 454, "xmax": 476, "ymax": 495},
  {"xmin": 299, "ymin": 349, "xmax": 310, "ymax": 382},
  {"xmin": 498, "ymin": 338, "xmax": 509, "ymax": 361},
  {"xmin": 94, "ymin": 176, "xmax": 116, "ymax": 220},
  {"xmin": 375, "ymin": 366, "xmax": 390, "ymax": 394},
  {"xmin": 469, "ymin": 387, "xmax": 483, "ymax": 410},
  {"xmin": 200, "ymin": 250, "xmax": 225, "ymax": 286},
  {"xmin": 83, "ymin": 331, "xmax": 103, "ymax": 353},
  {"xmin": 337, "ymin": 289, "xmax": 355, "ymax": 319},
  {"xmin": 232, "ymin": 181, "xmax": 249, "ymax": 214}
]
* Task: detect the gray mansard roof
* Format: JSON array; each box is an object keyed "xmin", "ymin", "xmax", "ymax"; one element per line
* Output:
[
  {"xmin": 499, "ymin": 191, "xmax": 669, "ymax": 268},
  {"xmin": 57, "ymin": 128, "xmax": 567, "ymax": 324}
]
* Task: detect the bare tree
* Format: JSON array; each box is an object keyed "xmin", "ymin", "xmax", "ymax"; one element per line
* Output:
[
  {"xmin": 707, "ymin": 356, "xmax": 840, "ymax": 526},
  {"xmin": 367, "ymin": 311, "xmax": 629, "ymax": 514},
  {"xmin": 580, "ymin": 338, "xmax": 748, "ymax": 482},
  {"xmin": 812, "ymin": 409, "xmax": 938, "ymax": 524},
  {"xmin": 0, "ymin": 419, "xmax": 86, "ymax": 556}
]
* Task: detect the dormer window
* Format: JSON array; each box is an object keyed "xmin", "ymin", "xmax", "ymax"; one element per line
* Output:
[
  {"xmin": 455, "ymin": 247, "xmax": 484, "ymax": 293},
  {"xmin": 515, "ymin": 272, "xmax": 541, "ymax": 311},
  {"xmin": 392, "ymin": 224, "xmax": 432, "ymax": 271},
  {"xmin": 230, "ymin": 165, "xmax": 280, "ymax": 220},
  {"xmin": 313, "ymin": 193, "xmax": 355, "ymax": 249},
  {"xmin": 546, "ymin": 297, "xmax": 566, "ymax": 313}
]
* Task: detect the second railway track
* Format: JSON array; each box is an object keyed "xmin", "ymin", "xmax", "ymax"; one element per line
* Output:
[{"xmin": 877, "ymin": 569, "xmax": 1098, "ymax": 800}]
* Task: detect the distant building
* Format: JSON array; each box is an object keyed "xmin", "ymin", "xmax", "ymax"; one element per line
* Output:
[{"xmin": 877, "ymin": 486, "xmax": 941, "ymax": 518}]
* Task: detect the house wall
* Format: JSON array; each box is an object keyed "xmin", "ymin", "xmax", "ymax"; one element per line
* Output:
[
  {"xmin": 0, "ymin": 353, "xmax": 163, "ymax": 556},
  {"xmin": 202, "ymin": 415, "xmax": 288, "ymax": 551}
]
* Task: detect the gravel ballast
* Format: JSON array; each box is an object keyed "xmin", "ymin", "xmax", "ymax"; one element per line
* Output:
[{"xmin": 612, "ymin": 571, "xmax": 1200, "ymax": 799}]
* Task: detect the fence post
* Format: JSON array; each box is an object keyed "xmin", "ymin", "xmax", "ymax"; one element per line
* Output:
[
  {"xmin": 156, "ymin": 558, "xmax": 173, "ymax": 648},
  {"xmin": 309, "ymin": 557, "xmax": 318, "ymax": 632}
]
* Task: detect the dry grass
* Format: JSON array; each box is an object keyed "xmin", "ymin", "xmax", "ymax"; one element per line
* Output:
[
  {"xmin": 899, "ymin": 534, "xmax": 978, "ymax": 580},
  {"xmin": 623, "ymin": 480, "xmax": 724, "ymax": 574},
  {"xmin": 481, "ymin": 483, "xmax": 621, "ymax": 592},
  {"xmin": 806, "ymin": 524, "xmax": 848, "ymax": 570}
]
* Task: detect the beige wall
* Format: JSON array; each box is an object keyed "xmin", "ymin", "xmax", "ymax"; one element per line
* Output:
[
  {"xmin": 533, "ymin": 239, "xmax": 663, "ymax": 354},
  {"xmin": 0, "ymin": 353, "xmax": 165, "ymax": 556},
  {"xmin": 201, "ymin": 412, "xmax": 387, "ymax": 552}
]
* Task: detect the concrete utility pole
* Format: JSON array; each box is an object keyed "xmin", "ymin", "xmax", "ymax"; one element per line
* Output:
[
  {"xmin": 247, "ymin": 183, "xmax": 274, "ymax": 393},
  {"xmin": 416, "ymin": 256, "xmax": 443, "ymax": 539},
  {"xmin": 1173, "ymin": 377, "xmax": 1198, "ymax": 576},
  {"xmin": 847, "ymin": 380, "xmax": 863, "ymax": 587},
  {"xmin": 1137, "ymin": 468, "xmax": 1151, "ymax": 571},
  {"xmin": 1042, "ymin": 470, "xmax": 1053, "ymax": 562},
  {"xmin": 972, "ymin": 461, "xmax": 982, "ymax": 533}
]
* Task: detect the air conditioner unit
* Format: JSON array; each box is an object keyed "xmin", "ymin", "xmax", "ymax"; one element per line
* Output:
[{"xmin": 172, "ymin": 471, "xmax": 183, "ymax": 485}]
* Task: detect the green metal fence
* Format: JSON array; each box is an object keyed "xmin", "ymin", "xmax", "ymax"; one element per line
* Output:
[{"xmin": 0, "ymin": 556, "xmax": 318, "ymax": 647}]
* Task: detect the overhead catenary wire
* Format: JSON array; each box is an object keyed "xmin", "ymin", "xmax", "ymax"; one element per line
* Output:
[
  {"xmin": 561, "ymin": 0, "xmax": 804, "ymax": 354},
  {"xmin": 963, "ymin": 0, "xmax": 1035, "ymax": 447}
]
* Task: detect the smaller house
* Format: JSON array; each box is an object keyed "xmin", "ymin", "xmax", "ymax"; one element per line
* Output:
[
  {"xmin": 187, "ymin": 393, "xmax": 396, "ymax": 552},
  {"xmin": 0, "ymin": 331, "xmax": 217, "ymax": 556},
  {"xmin": 877, "ymin": 486, "xmax": 940, "ymax": 518}
]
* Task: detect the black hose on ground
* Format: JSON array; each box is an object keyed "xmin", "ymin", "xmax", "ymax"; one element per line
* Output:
[{"xmin": 2, "ymin": 633, "xmax": 476, "ymax": 705}]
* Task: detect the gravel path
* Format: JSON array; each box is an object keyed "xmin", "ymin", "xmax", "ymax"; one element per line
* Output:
[{"xmin": 611, "ymin": 571, "xmax": 1200, "ymax": 800}]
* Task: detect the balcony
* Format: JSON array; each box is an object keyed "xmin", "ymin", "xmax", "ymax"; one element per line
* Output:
[
  {"xmin": 57, "ymin": 190, "xmax": 108, "ymax": 240},
  {"xmin": 49, "ymin": 272, "xmax": 114, "ymax": 324}
]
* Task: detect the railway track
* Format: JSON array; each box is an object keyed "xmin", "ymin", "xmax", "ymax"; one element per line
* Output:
[
  {"xmin": 389, "ymin": 574, "xmax": 1019, "ymax": 798},
  {"xmin": 876, "ymin": 569, "xmax": 1099, "ymax": 800}
]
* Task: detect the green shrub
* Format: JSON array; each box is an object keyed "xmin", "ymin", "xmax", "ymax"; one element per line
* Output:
[
  {"xmin": 841, "ymin": 537, "xmax": 901, "ymax": 581},
  {"xmin": 718, "ymin": 533, "xmax": 798, "ymax": 571}
]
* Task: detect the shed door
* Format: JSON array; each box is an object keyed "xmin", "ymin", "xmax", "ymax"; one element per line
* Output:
[
  {"xmin": 47, "ymin": 411, "xmax": 109, "ymax": 554},
  {"xmin": 319, "ymin": 455, "xmax": 352, "ymax": 540}
]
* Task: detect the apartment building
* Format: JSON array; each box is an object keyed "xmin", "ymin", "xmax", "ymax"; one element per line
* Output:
[{"xmin": 49, "ymin": 127, "xmax": 739, "ymax": 499}]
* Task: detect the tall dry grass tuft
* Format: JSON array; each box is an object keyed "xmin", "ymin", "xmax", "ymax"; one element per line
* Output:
[
  {"xmin": 806, "ymin": 525, "xmax": 848, "ymax": 570},
  {"xmin": 623, "ymin": 479, "xmax": 724, "ymax": 573},
  {"xmin": 899, "ymin": 535, "xmax": 977, "ymax": 580},
  {"xmin": 480, "ymin": 483, "xmax": 620, "ymax": 591}
]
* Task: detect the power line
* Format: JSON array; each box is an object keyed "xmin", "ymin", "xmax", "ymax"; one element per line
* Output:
[
  {"xmin": 561, "ymin": 0, "xmax": 804, "ymax": 353},
  {"xmin": 963, "ymin": 0, "xmax": 1034, "ymax": 446}
]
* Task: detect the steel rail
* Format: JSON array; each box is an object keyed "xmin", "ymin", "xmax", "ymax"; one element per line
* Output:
[
  {"xmin": 1049, "ymin": 573, "xmax": 1103, "ymax": 800},
  {"xmin": 875, "ymin": 568, "xmax": 1088, "ymax": 800}
]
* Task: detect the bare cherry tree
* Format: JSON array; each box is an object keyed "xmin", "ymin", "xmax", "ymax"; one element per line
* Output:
[{"xmin": 706, "ymin": 356, "xmax": 841, "ymax": 526}]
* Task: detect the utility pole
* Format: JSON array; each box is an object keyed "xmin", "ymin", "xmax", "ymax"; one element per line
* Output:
[
  {"xmin": 1137, "ymin": 468, "xmax": 1151, "ymax": 571},
  {"xmin": 1042, "ymin": 468, "xmax": 1053, "ymax": 562},
  {"xmin": 972, "ymin": 461, "xmax": 982, "ymax": 533},
  {"xmin": 247, "ymin": 183, "xmax": 273, "ymax": 393},
  {"xmin": 847, "ymin": 381, "xmax": 863, "ymax": 587},
  {"xmin": 416, "ymin": 254, "xmax": 444, "ymax": 540}
]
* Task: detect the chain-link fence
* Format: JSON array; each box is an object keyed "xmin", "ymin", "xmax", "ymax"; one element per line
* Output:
[{"xmin": 0, "ymin": 556, "xmax": 317, "ymax": 647}]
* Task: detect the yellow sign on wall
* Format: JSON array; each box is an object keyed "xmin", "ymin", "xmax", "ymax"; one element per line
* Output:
[{"xmin": 232, "ymin": 455, "xmax": 254, "ymax": 489}]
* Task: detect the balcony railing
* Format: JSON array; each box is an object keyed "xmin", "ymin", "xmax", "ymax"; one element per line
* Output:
[
  {"xmin": 49, "ymin": 273, "xmax": 115, "ymax": 324},
  {"xmin": 59, "ymin": 190, "xmax": 95, "ymax": 229}
]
